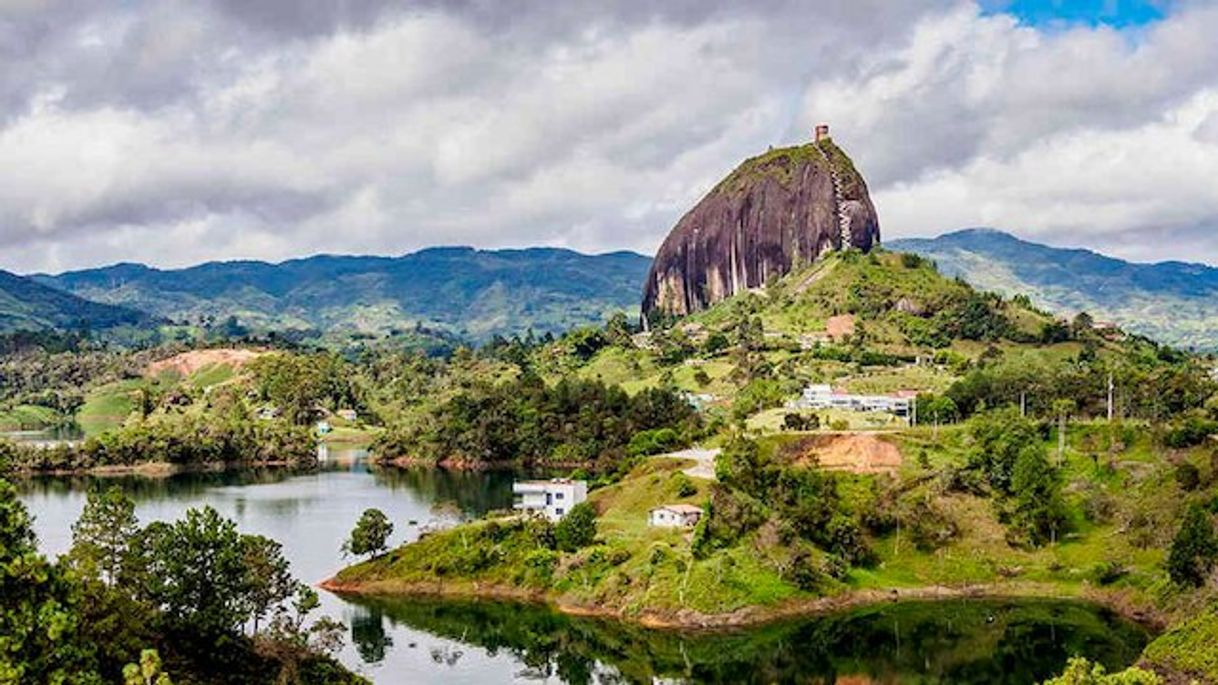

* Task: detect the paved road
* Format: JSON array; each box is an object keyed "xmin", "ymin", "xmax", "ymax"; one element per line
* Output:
[{"xmin": 656, "ymin": 446, "xmax": 720, "ymax": 480}]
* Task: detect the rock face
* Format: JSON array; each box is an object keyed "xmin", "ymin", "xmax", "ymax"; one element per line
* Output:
[{"xmin": 641, "ymin": 138, "xmax": 880, "ymax": 320}]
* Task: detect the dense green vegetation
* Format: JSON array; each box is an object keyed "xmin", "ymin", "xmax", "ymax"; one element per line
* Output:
[
  {"xmin": 0, "ymin": 481, "xmax": 363, "ymax": 684},
  {"xmin": 372, "ymin": 373, "xmax": 701, "ymax": 471}
]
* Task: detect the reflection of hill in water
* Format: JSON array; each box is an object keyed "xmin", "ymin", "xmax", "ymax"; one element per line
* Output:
[
  {"xmin": 369, "ymin": 467, "xmax": 516, "ymax": 517},
  {"xmin": 18, "ymin": 463, "xmax": 517, "ymax": 519},
  {"xmin": 343, "ymin": 597, "xmax": 1150, "ymax": 685}
]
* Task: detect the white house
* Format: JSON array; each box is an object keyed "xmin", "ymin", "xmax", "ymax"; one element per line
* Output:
[
  {"xmin": 512, "ymin": 479, "xmax": 588, "ymax": 521},
  {"xmin": 648, "ymin": 504, "xmax": 704, "ymax": 528},
  {"xmin": 785, "ymin": 384, "xmax": 914, "ymax": 417}
]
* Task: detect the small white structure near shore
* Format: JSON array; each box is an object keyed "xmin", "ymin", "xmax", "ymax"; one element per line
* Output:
[
  {"xmin": 513, "ymin": 479, "xmax": 588, "ymax": 521},
  {"xmin": 648, "ymin": 504, "xmax": 704, "ymax": 528}
]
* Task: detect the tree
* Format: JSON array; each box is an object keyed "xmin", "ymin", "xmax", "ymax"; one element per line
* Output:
[
  {"xmin": 1008, "ymin": 444, "xmax": 1069, "ymax": 547},
  {"xmin": 0, "ymin": 479, "xmax": 97, "ymax": 683},
  {"xmin": 70, "ymin": 486, "xmax": 139, "ymax": 586},
  {"xmin": 240, "ymin": 535, "xmax": 297, "ymax": 634},
  {"xmin": 343, "ymin": 509, "xmax": 393, "ymax": 559},
  {"xmin": 920, "ymin": 395, "xmax": 959, "ymax": 438},
  {"xmin": 1071, "ymin": 311, "xmax": 1095, "ymax": 338},
  {"xmin": 554, "ymin": 502, "xmax": 598, "ymax": 552},
  {"xmin": 1167, "ymin": 503, "xmax": 1217, "ymax": 587},
  {"xmin": 137, "ymin": 506, "xmax": 256, "ymax": 638}
]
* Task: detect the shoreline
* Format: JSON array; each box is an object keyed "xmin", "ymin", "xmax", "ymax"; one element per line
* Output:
[
  {"xmin": 8, "ymin": 458, "xmax": 313, "ymax": 478},
  {"xmin": 318, "ymin": 576, "xmax": 1169, "ymax": 633}
]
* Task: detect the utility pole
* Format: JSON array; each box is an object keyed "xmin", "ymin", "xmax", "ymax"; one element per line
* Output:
[
  {"xmin": 1020, "ymin": 391, "xmax": 1026, "ymax": 418},
  {"xmin": 1107, "ymin": 372, "xmax": 1115, "ymax": 422}
]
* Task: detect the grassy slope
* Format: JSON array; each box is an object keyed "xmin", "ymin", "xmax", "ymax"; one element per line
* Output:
[
  {"xmin": 553, "ymin": 250, "xmax": 1112, "ymax": 419},
  {"xmin": 77, "ymin": 380, "xmax": 141, "ymax": 436},
  {"xmin": 1141, "ymin": 609, "xmax": 1218, "ymax": 681},
  {"xmin": 0, "ymin": 404, "xmax": 60, "ymax": 431},
  {"xmin": 331, "ymin": 418, "xmax": 1206, "ymax": 628},
  {"xmin": 331, "ymin": 459, "xmax": 804, "ymax": 618}
]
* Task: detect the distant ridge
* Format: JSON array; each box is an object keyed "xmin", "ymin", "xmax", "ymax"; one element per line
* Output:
[
  {"xmin": 0, "ymin": 269, "xmax": 147, "ymax": 334},
  {"xmin": 888, "ymin": 228, "xmax": 1218, "ymax": 348},
  {"xmin": 35, "ymin": 246, "xmax": 653, "ymax": 341}
]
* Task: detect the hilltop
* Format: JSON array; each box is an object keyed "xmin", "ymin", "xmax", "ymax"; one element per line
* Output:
[
  {"xmin": 32, "ymin": 246, "xmax": 651, "ymax": 341},
  {"xmin": 890, "ymin": 228, "xmax": 1218, "ymax": 349}
]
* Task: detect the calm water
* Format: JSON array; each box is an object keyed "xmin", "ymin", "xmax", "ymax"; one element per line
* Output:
[{"xmin": 17, "ymin": 452, "xmax": 1151, "ymax": 684}]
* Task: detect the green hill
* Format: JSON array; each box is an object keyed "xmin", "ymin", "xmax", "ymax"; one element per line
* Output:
[
  {"xmin": 889, "ymin": 228, "xmax": 1218, "ymax": 349},
  {"xmin": 35, "ymin": 247, "xmax": 652, "ymax": 341},
  {"xmin": 0, "ymin": 269, "xmax": 147, "ymax": 334}
]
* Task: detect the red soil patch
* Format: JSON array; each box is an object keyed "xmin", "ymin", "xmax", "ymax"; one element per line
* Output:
[
  {"xmin": 826, "ymin": 314, "xmax": 855, "ymax": 340},
  {"xmin": 147, "ymin": 348, "xmax": 264, "ymax": 378},
  {"xmin": 783, "ymin": 433, "xmax": 903, "ymax": 474}
]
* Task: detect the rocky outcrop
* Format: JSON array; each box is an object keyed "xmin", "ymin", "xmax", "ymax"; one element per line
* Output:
[{"xmin": 641, "ymin": 138, "xmax": 880, "ymax": 320}]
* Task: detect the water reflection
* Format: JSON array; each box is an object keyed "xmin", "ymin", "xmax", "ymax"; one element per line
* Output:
[{"xmin": 341, "ymin": 596, "xmax": 1150, "ymax": 685}]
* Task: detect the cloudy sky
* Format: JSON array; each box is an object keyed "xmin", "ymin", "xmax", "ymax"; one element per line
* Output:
[{"xmin": 1, "ymin": 0, "xmax": 1215, "ymax": 273}]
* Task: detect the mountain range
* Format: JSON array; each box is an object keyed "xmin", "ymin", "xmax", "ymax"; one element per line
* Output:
[
  {"xmin": 888, "ymin": 228, "xmax": 1218, "ymax": 349},
  {"xmin": 30, "ymin": 247, "xmax": 652, "ymax": 341},
  {"xmin": 5, "ymin": 229, "xmax": 1218, "ymax": 349}
]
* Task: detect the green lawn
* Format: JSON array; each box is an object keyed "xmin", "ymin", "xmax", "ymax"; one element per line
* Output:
[{"xmin": 77, "ymin": 380, "xmax": 142, "ymax": 436}]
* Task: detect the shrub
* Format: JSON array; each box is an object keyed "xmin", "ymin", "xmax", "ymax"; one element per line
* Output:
[
  {"xmin": 1164, "ymin": 416, "xmax": 1218, "ymax": 449},
  {"xmin": 1092, "ymin": 560, "xmax": 1129, "ymax": 586},
  {"xmin": 784, "ymin": 550, "xmax": 826, "ymax": 591},
  {"xmin": 672, "ymin": 472, "xmax": 698, "ymax": 498},
  {"xmin": 1176, "ymin": 462, "xmax": 1202, "ymax": 492},
  {"xmin": 1167, "ymin": 503, "xmax": 1218, "ymax": 587},
  {"xmin": 521, "ymin": 549, "xmax": 559, "ymax": 585},
  {"xmin": 554, "ymin": 502, "xmax": 597, "ymax": 552}
]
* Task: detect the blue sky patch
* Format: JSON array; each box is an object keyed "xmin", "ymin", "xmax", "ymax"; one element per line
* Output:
[{"xmin": 983, "ymin": 0, "xmax": 1168, "ymax": 28}]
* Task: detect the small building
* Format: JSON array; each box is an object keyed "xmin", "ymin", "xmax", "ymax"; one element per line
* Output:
[
  {"xmin": 815, "ymin": 123, "xmax": 830, "ymax": 142},
  {"xmin": 315, "ymin": 421, "xmax": 331, "ymax": 435},
  {"xmin": 513, "ymin": 479, "xmax": 588, "ymax": 521},
  {"xmin": 336, "ymin": 409, "xmax": 358, "ymax": 422},
  {"xmin": 649, "ymin": 504, "xmax": 704, "ymax": 528}
]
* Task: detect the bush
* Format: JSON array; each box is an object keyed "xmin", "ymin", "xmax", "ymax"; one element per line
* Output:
[
  {"xmin": 1092, "ymin": 560, "xmax": 1128, "ymax": 586},
  {"xmin": 1167, "ymin": 503, "xmax": 1218, "ymax": 587},
  {"xmin": 521, "ymin": 549, "xmax": 559, "ymax": 586},
  {"xmin": 554, "ymin": 502, "xmax": 597, "ymax": 552},
  {"xmin": 1176, "ymin": 462, "xmax": 1202, "ymax": 492},
  {"xmin": 626, "ymin": 428, "xmax": 683, "ymax": 457},
  {"xmin": 672, "ymin": 472, "xmax": 698, "ymax": 498},
  {"xmin": 782, "ymin": 412, "xmax": 820, "ymax": 431},
  {"xmin": 784, "ymin": 550, "xmax": 826, "ymax": 591},
  {"xmin": 1164, "ymin": 416, "xmax": 1218, "ymax": 449}
]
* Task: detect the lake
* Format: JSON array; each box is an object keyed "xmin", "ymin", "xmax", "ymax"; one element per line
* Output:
[{"xmin": 17, "ymin": 451, "xmax": 1151, "ymax": 684}]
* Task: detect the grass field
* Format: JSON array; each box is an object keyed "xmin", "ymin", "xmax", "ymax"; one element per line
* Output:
[
  {"xmin": 0, "ymin": 404, "xmax": 61, "ymax": 431},
  {"xmin": 77, "ymin": 380, "xmax": 142, "ymax": 436}
]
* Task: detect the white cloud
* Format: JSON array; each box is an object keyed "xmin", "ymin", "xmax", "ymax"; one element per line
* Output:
[{"xmin": 0, "ymin": 0, "xmax": 1217, "ymax": 272}]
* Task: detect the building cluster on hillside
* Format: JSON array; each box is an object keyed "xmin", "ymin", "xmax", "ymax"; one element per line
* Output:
[{"xmin": 786, "ymin": 384, "xmax": 916, "ymax": 417}]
